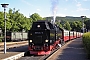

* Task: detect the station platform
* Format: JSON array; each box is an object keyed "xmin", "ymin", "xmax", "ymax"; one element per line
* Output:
[
  {"xmin": 47, "ymin": 38, "xmax": 89, "ymax": 60},
  {"xmin": 0, "ymin": 52, "xmax": 24, "ymax": 60},
  {"xmin": 0, "ymin": 41, "xmax": 28, "ymax": 60}
]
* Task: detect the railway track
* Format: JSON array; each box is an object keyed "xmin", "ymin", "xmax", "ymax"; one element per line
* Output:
[
  {"xmin": 0, "ymin": 41, "xmax": 28, "ymax": 46},
  {"xmin": 18, "ymin": 41, "xmax": 66, "ymax": 60},
  {"xmin": 0, "ymin": 41, "xmax": 28, "ymax": 51},
  {"xmin": 18, "ymin": 45, "xmax": 60, "ymax": 60}
]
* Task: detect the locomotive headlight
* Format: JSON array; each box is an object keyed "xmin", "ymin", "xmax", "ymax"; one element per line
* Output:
[
  {"xmin": 45, "ymin": 40, "xmax": 48, "ymax": 42},
  {"xmin": 50, "ymin": 40, "xmax": 52, "ymax": 43},
  {"xmin": 30, "ymin": 40, "xmax": 32, "ymax": 42},
  {"xmin": 30, "ymin": 33, "xmax": 32, "ymax": 35}
]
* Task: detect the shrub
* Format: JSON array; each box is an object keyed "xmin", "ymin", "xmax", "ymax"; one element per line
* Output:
[
  {"xmin": 0, "ymin": 39, "xmax": 2, "ymax": 42},
  {"xmin": 82, "ymin": 32, "xmax": 90, "ymax": 58}
]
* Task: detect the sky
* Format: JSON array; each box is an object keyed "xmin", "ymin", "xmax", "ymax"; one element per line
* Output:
[{"xmin": 0, "ymin": 0, "xmax": 90, "ymax": 18}]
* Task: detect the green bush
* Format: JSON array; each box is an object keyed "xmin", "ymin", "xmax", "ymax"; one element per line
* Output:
[
  {"xmin": 82, "ymin": 32, "xmax": 90, "ymax": 58},
  {"xmin": 0, "ymin": 39, "xmax": 2, "ymax": 42}
]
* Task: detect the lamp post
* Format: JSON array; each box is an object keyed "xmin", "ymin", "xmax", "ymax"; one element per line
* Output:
[
  {"xmin": 81, "ymin": 16, "xmax": 86, "ymax": 34},
  {"xmin": 1, "ymin": 3, "xmax": 9, "ymax": 54}
]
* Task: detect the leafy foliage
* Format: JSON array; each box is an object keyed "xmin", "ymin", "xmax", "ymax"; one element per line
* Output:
[
  {"xmin": 84, "ymin": 19, "xmax": 90, "ymax": 30},
  {"xmin": 75, "ymin": 21, "xmax": 82, "ymax": 31},
  {"xmin": 0, "ymin": 8, "xmax": 90, "ymax": 32},
  {"xmin": 63, "ymin": 21, "xmax": 71, "ymax": 30},
  {"xmin": 56, "ymin": 21, "xmax": 62, "ymax": 28},
  {"xmin": 0, "ymin": 8, "xmax": 44, "ymax": 32},
  {"xmin": 83, "ymin": 32, "xmax": 90, "ymax": 58},
  {"xmin": 70, "ymin": 21, "xmax": 77, "ymax": 31},
  {"xmin": 45, "ymin": 16, "xmax": 82, "ymax": 22},
  {"xmin": 30, "ymin": 13, "xmax": 43, "ymax": 22}
]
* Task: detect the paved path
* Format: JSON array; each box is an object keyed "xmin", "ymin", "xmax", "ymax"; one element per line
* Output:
[{"xmin": 47, "ymin": 38, "xmax": 89, "ymax": 60}]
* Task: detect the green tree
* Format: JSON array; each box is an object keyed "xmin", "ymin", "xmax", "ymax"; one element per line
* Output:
[
  {"xmin": 0, "ymin": 12, "xmax": 4, "ymax": 31},
  {"xmin": 30, "ymin": 13, "xmax": 43, "ymax": 22},
  {"xmin": 84, "ymin": 19, "xmax": 90, "ymax": 30},
  {"xmin": 56, "ymin": 22, "xmax": 62, "ymax": 28},
  {"xmin": 75, "ymin": 21, "xmax": 82, "ymax": 31},
  {"xmin": 9, "ymin": 9, "xmax": 20, "ymax": 31},
  {"xmin": 70, "ymin": 21, "xmax": 77, "ymax": 31},
  {"xmin": 7, "ymin": 8, "xmax": 31, "ymax": 32},
  {"xmin": 63, "ymin": 21, "xmax": 71, "ymax": 30}
]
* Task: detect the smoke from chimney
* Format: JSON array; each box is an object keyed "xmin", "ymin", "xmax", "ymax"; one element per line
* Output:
[{"xmin": 51, "ymin": 0, "xmax": 59, "ymax": 24}]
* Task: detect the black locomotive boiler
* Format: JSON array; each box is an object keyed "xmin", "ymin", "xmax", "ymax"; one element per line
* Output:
[{"xmin": 28, "ymin": 20, "xmax": 62, "ymax": 55}]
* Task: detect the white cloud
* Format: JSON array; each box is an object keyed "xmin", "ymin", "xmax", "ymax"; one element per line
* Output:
[
  {"xmin": 75, "ymin": 0, "xmax": 89, "ymax": 12},
  {"xmin": 45, "ymin": 13, "xmax": 66, "ymax": 17},
  {"xmin": 83, "ymin": 0, "xmax": 88, "ymax": 1},
  {"xmin": 64, "ymin": 8, "xmax": 67, "ymax": 10},
  {"xmin": 59, "ymin": 8, "xmax": 68, "ymax": 11},
  {"xmin": 86, "ymin": 15, "xmax": 90, "ymax": 18},
  {"xmin": 76, "ymin": 7, "xmax": 89, "ymax": 11},
  {"xmin": 57, "ymin": 14, "xmax": 66, "ymax": 17},
  {"xmin": 37, "ymin": 9, "xmax": 41, "ymax": 11},
  {"xmin": 65, "ymin": 0, "xmax": 68, "ymax": 1},
  {"xmin": 76, "ymin": 2, "xmax": 81, "ymax": 7},
  {"xmin": 71, "ymin": 10, "xmax": 75, "ymax": 12},
  {"xmin": 21, "ymin": 0, "xmax": 41, "ymax": 12},
  {"xmin": 74, "ymin": 0, "xmax": 78, "ymax": 3},
  {"xmin": 21, "ymin": 0, "xmax": 33, "ymax": 6}
]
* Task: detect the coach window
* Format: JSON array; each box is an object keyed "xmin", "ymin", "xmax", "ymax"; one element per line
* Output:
[
  {"xmin": 65, "ymin": 32, "xmax": 67, "ymax": 36},
  {"xmin": 67, "ymin": 32, "xmax": 68, "ymax": 36},
  {"xmin": 64, "ymin": 32, "xmax": 66, "ymax": 36},
  {"xmin": 66, "ymin": 32, "xmax": 67, "ymax": 36}
]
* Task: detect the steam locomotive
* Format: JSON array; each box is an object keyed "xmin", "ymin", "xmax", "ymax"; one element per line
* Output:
[{"xmin": 28, "ymin": 20, "xmax": 82, "ymax": 55}]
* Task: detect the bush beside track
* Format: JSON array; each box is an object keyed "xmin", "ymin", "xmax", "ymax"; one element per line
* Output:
[
  {"xmin": 82, "ymin": 32, "xmax": 90, "ymax": 59},
  {"xmin": 0, "ymin": 37, "xmax": 3, "ymax": 42}
]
